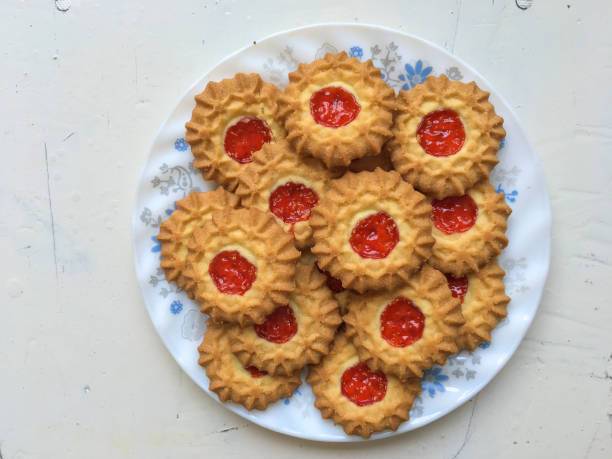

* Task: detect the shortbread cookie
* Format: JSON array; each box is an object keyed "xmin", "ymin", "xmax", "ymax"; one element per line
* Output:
[
  {"xmin": 390, "ymin": 75, "xmax": 505, "ymax": 199},
  {"xmin": 307, "ymin": 333, "xmax": 421, "ymax": 438},
  {"xmin": 344, "ymin": 265, "xmax": 464, "ymax": 380},
  {"xmin": 445, "ymin": 260, "xmax": 510, "ymax": 351},
  {"xmin": 278, "ymin": 52, "xmax": 395, "ymax": 168},
  {"xmin": 428, "ymin": 180, "xmax": 511, "ymax": 276},
  {"xmin": 184, "ymin": 207, "xmax": 300, "ymax": 325},
  {"xmin": 235, "ymin": 141, "xmax": 331, "ymax": 248},
  {"xmin": 157, "ymin": 189, "xmax": 240, "ymax": 298},
  {"xmin": 310, "ymin": 169, "xmax": 434, "ymax": 293},
  {"xmin": 229, "ymin": 255, "xmax": 342, "ymax": 376},
  {"xmin": 199, "ymin": 322, "xmax": 301, "ymax": 410},
  {"xmin": 186, "ymin": 73, "xmax": 285, "ymax": 191}
]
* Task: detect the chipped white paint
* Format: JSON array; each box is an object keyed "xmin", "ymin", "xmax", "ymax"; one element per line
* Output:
[
  {"xmin": 54, "ymin": 0, "xmax": 71, "ymax": 13},
  {"xmin": 1, "ymin": 0, "xmax": 611, "ymax": 458},
  {"xmin": 515, "ymin": 0, "xmax": 534, "ymax": 10}
]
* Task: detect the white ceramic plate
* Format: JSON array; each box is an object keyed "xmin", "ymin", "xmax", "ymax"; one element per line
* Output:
[{"xmin": 132, "ymin": 23, "xmax": 551, "ymax": 442}]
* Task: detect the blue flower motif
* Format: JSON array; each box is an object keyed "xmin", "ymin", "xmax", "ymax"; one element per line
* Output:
[
  {"xmin": 283, "ymin": 398, "xmax": 290, "ymax": 405},
  {"xmin": 422, "ymin": 366, "xmax": 449, "ymax": 398},
  {"xmin": 170, "ymin": 300, "xmax": 183, "ymax": 315},
  {"xmin": 499, "ymin": 137, "xmax": 506, "ymax": 150},
  {"xmin": 150, "ymin": 236, "xmax": 161, "ymax": 253},
  {"xmin": 495, "ymin": 184, "xmax": 519, "ymax": 203},
  {"xmin": 398, "ymin": 60, "xmax": 433, "ymax": 90},
  {"xmin": 479, "ymin": 341, "xmax": 491, "ymax": 349},
  {"xmin": 349, "ymin": 46, "xmax": 363, "ymax": 59},
  {"xmin": 174, "ymin": 138, "xmax": 188, "ymax": 152},
  {"xmin": 165, "ymin": 206, "xmax": 175, "ymax": 217}
]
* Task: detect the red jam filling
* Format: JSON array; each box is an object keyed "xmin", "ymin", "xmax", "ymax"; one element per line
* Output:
[
  {"xmin": 380, "ymin": 297, "xmax": 425, "ymax": 347},
  {"xmin": 254, "ymin": 305, "xmax": 297, "ymax": 344},
  {"xmin": 417, "ymin": 109, "xmax": 466, "ymax": 157},
  {"xmin": 446, "ymin": 274, "xmax": 469, "ymax": 304},
  {"xmin": 224, "ymin": 116, "xmax": 272, "ymax": 164},
  {"xmin": 431, "ymin": 195, "xmax": 478, "ymax": 234},
  {"xmin": 208, "ymin": 250, "xmax": 257, "ymax": 295},
  {"xmin": 349, "ymin": 212, "xmax": 399, "ymax": 259},
  {"xmin": 268, "ymin": 182, "xmax": 319, "ymax": 224},
  {"xmin": 245, "ymin": 365, "xmax": 268, "ymax": 378},
  {"xmin": 341, "ymin": 362, "xmax": 387, "ymax": 407},
  {"xmin": 310, "ymin": 86, "xmax": 361, "ymax": 128},
  {"xmin": 316, "ymin": 265, "xmax": 345, "ymax": 293}
]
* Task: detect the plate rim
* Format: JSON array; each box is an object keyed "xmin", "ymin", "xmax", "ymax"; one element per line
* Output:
[{"xmin": 131, "ymin": 22, "xmax": 552, "ymax": 442}]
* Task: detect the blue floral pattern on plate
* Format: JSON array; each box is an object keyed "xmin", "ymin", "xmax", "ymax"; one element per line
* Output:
[
  {"xmin": 174, "ymin": 137, "xmax": 188, "ymax": 152},
  {"xmin": 496, "ymin": 184, "xmax": 519, "ymax": 203},
  {"xmin": 150, "ymin": 236, "xmax": 161, "ymax": 253},
  {"xmin": 349, "ymin": 46, "xmax": 363, "ymax": 59},
  {"xmin": 422, "ymin": 367, "xmax": 449, "ymax": 398},
  {"xmin": 399, "ymin": 60, "xmax": 433, "ymax": 89},
  {"xmin": 492, "ymin": 162, "xmax": 521, "ymax": 204},
  {"xmin": 170, "ymin": 300, "xmax": 183, "ymax": 315}
]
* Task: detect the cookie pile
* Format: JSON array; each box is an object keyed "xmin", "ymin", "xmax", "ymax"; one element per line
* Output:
[{"xmin": 158, "ymin": 52, "xmax": 511, "ymax": 438}]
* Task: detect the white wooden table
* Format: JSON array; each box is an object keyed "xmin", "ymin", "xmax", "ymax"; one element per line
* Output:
[{"xmin": 2, "ymin": 1, "xmax": 611, "ymax": 458}]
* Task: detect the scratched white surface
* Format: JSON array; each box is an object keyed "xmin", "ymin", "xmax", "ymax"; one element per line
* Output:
[{"xmin": 1, "ymin": 1, "xmax": 611, "ymax": 458}]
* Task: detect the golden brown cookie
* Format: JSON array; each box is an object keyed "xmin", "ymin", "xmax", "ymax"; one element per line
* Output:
[
  {"xmin": 444, "ymin": 260, "xmax": 510, "ymax": 351},
  {"xmin": 184, "ymin": 207, "xmax": 300, "ymax": 326},
  {"xmin": 157, "ymin": 189, "xmax": 240, "ymax": 298},
  {"xmin": 235, "ymin": 140, "xmax": 331, "ymax": 248},
  {"xmin": 186, "ymin": 73, "xmax": 285, "ymax": 191},
  {"xmin": 428, "ymin": 180, "xmax": 511, "ymax": 276},
  {"xmin": 278, "ymin": 52, "xmax": 395, "ymax": 168},
  {"xmin": 310, "ymin": 169, "xmax": 434, "ymax": 293},
  {"xmin": 229, "ymin": 254, "xmax": 342, "ymax": 376},
  {"xmin": 389, "ymin": 75, "xmax": 505, "ymax": 199},
  {"xmin": 344, "ymin": 265, "xmax": 464, "ymax": 380},
  {"xmin": 199, "ymin": 322, "xmax": 301, "ymax": 410},
  {"xmin": 307, "ymin": 333, "xmax": 421, "ymax": 438}
]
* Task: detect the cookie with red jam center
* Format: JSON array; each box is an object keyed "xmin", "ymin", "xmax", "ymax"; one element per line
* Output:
[
  {"xmin": 278, "ymin": 52, "xmax": 395, "ymax": 168},
  {"xmin": 389, "ymin": 75, "xmax": 506, "ymax": 199},
  {"xmin": 236, "ymin": 141, "xmax": 331, "ymax": 249},
  {"xmin": 186, "ymin": 73, "xmax": 285, "ymax": 191},
  {"xmin": 444, "ymin": 260, "xmax": 510, "ymax": 351},
  {"xmin": 344, "ymin": 265, "xmax": 465, "ymax": 380},
  {"xmin": 184, "ymin": 207, "xmax": 300, "ymax": 326},
  {"xmin": 199, "ymin": 322, "xmax": 301, "ymax": 410},
  {"xmin": 307, "ymin": 333, "xmax": 421, "ymax": 438},
  {"xmin": 428, "ymin": 180, "xmax": 511, "ymax": 277},
  {"xmin": 311, "ymin": 169, "xmax": 434, "ymax": 293}
]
